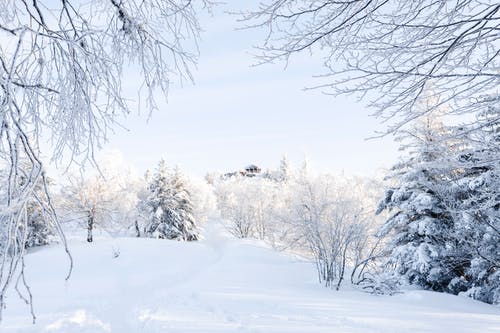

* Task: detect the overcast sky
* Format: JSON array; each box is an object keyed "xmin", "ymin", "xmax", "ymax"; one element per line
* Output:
[{"xmin": 92, "ymin": 2, "xmax": 400, "ymax": 177}]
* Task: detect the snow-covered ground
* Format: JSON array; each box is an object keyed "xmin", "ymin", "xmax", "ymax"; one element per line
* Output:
[{"xmin": 2, "ymin": 221, "xmax": 499, "ymax": 333}]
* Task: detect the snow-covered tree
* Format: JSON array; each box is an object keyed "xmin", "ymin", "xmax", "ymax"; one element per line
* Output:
[
  {"xmin": 215, "ymin": 179, "xmax": 255, "ymax": 238},
  {"xmin": 0, "ymin": 158, "xmax": 63, "ymax": 321},
  {"xmin": 0, "ymin": 163, "xmax": 54, "ymax": 250},
  {"xmin": 24, "ymin": 178, "xmax": 54, "ymax": 249},
  {"xmin": 62, "ymin": 176, "xmax": 113, "ymax": 243},
  {"xmin": 144, "ymin": 161, "xmax": 199, "ymax": 241},
  {"xmin": 215, "ymin": 175, "xmax": 280, "ymax": 240},
  {"xmin": 60, "ymin": 152, "xmax": 142, "ymax": 242},
  {"xmin": 376, "ymin": 106, "xmax": 500, "ymax": 304},
  {"xmin": 376, "ymin": 113, "xmax": 462, "ymax": 292},
  {"xmin": 276, "ymin": 156, "xmax": 291, "ymax": 183},
  {"xmin": 442, "ymin": 108, "xmax": 500, "ymax": 304},
  {"xmin": 288, "ymin": 172, "xmax": 378, "ymax": 289},
  {"xmin": 185, "ymin": 176, "xmax": 216, "ymax": 225}
]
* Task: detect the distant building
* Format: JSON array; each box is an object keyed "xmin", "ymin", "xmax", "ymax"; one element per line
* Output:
[
  {"xmin": 222, "ymin": 164, "xmax": 262, "ymax": 179},
  {"xmin": 244, "ymin": 164, "xmax": 261, "ymax": 176}
]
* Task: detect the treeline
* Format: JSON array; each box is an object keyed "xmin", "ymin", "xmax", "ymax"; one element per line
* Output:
[
  {"xmin": 209, "ymin": 109, "xmax": 499, "ymax": 305},
  {"xmin": 0, "ymin": 155, "xmax": 214, "ymax": 251},
  {"xmin": 56, "ymin": 157, "xmax": 214, "ymax": 242},
  {"xmin": 1, "ymin": 113, "xmax": 498, "ymax": 305}
]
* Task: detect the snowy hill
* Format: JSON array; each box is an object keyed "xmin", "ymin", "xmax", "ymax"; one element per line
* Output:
[{"xmin": 3, "ymin": 221, "xmax": 499, "ymax": 333}]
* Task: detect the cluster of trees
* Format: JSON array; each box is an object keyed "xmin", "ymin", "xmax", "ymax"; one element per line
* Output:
[
  {"xmin": 213, "ymin": 136, "xmax": 499, "ymax": 305},
  {"xmin": 213, "ymin": 158, "xmax": 385, "ymax": 290},
  {"xmin": 241, "ymin": 0, "xmax": 499, "ymax": 304},
  {"xmin": 59, "ymin": 153, "xmax": 143, "ymax": 242},
  {"xmin": 0, "ymin": 156, "xmax": 207, "ymax": 251},
  {"xmin": 377, "ymin": 110, "xmax": 499, "ymax": 304},
  {"xmin": 2, "ymin": 149, "xmax": 498, "ymax": 306},
  {"xmin": 62, "ymin": 158, "xmax": 211, "ymax": 242}
]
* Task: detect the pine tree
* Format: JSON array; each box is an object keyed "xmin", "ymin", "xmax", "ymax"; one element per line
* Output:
[
  {"xmin": 376, "ymin": 115, "xmax": 460, "ymax": 292},
  {"xmin": 278, "ymin": 156, "xmax": 291, "ymax": 183},
  {"xmin": 444, "ymin": 107, "xmax": 500, "ymax": 304},
  {"xmin": 377, "ymin": 104, "xmax": 500, "ymax": 304},
  {"xmin": 145, "ymin": 161, "xmax": 199, "ymax": 241}
]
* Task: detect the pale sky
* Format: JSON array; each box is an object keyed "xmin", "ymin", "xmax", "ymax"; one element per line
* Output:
[{"xmin": 91, "ymin": 2, "xmax": 400, "ymax": 177}]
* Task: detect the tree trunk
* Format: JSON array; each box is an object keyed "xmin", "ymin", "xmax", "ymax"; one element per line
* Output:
[
  {"xmin": 135, "ymin": 220, "xmax": 141, "ymax": 237},
  {"xmin": 337, "ymin": 245, "xmax": 348, "ymax": 291},
  {"xmin": 87, "ymin": 213, "xmax": 94, "ymax": 243}
]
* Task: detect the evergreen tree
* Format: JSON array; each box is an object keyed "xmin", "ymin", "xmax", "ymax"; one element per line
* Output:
[
  {"xmin": 377, "ymin": 104, "xmax": 499, "ymax": 305},
  {"xmin": 444, "ymin": 107, "xmax": 500, "ymax": 304},
  {"xmin": 376, "ymin": 115, "xmax": 460, "ymax": 292},
  {"xmin": 145, "ymin": 161, "xmax": 199, "ymax": 241},
  {"xmin": 278, "ymin": 156, "xmax": 291, "ymax": 183}
]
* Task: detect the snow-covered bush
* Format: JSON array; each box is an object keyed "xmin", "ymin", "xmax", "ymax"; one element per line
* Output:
[
  {"xmin": 287, "ymin": 171, "xmax": 382, "ymax": 289},
  {"xmin": 357, "ymin": 271, "xmax": 403, "ymax": 296}
]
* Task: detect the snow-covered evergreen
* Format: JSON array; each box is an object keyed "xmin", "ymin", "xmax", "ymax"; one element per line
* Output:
[
  {"xmin": 443, "ymin": 108, "xmax": 500, "ymax": 304},
  {"xmin": 144, "ymin": 161, "xmax": 199, "ymax": 241},
  {"xmin": 377, "ymin": 109, "xmax": 500, "ymax": 304},
  {"xmin": 376, "ymin": 115, "xmax": 459, "ymax": 292}
]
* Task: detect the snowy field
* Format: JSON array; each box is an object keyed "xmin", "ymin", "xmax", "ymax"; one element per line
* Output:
[{"xmin": 2, "ymin": 221, "xmax": 499, "ymax": 333}]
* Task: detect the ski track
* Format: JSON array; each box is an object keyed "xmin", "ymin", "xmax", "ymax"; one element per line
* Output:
[{"xmin": 1, "ymin": 220, "xmax": 499, "ymax": 333}]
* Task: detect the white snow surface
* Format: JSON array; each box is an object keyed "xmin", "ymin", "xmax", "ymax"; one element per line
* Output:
[{"xmin": 3, "ymin": 221, "xmax": 499, "ymax": 333}]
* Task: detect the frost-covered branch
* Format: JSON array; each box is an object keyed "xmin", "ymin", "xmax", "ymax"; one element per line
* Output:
[{"xmin": 243, "ymin": 0, "xmax": 500, "ymax": 133}]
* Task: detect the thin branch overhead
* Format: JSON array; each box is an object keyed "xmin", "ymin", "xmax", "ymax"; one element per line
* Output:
[{"xmin": 243, "ymin": 0, "xmax": 500, "ymax": 134}]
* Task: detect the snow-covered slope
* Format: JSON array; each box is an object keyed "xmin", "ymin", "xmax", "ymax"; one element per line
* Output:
[{"xmin": 3, "ymin": 221, "xmax": 499, "ymax": 333}]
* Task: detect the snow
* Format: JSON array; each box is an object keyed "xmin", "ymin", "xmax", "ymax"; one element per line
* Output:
[{"xmin": 2, "ymin": 221, "xmax": 499, "ymax": 333}]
